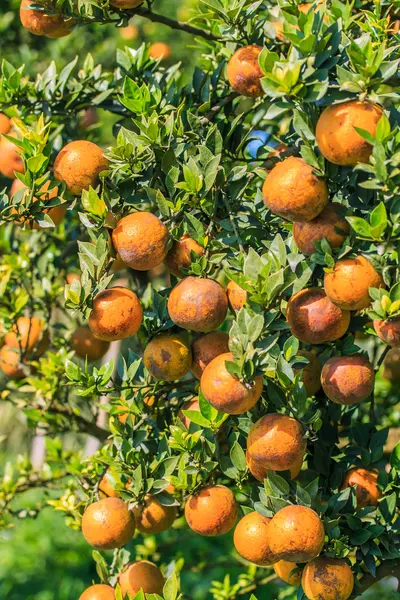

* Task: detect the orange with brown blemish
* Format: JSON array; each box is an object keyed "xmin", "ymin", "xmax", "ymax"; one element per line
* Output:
[
  {"xmin": 273, "ymin": 560, "xmax": 302, "ymax": 586},
  {"xmin": 79, "ymin": 584, "xmax": 115, "ymax": 600},
  {"xmin": 178, "ymin": 397, "xmax": 200, "ymax": 428},
  {"xmin": 54, "ymin": 140, "xmax": 109, "ymax": 195},
  {"xmin": 5, "ymin": 316, "xmax": 49, "ymax": 357},
  {"xmin": 227, "ymin": 280, "xmax": 247, "ymax": 313},
  {"xmin": 263, "ymin": 157, "xmax": 328, "ymax": 222},
  {"xmin": 293, "ymin": 203, "xmax": 349, "ymax": 256},
  {"xmin": 20, "ymin": 0, "xmax": 74, "ymax": 37},
  {"xmin": 118, "ymin": 561, "xmax": 165, "ymax": 598},
  {"xmin": 88, "ymin": 286, "xmax": 143, "ymax": 341},
  {"xmin": 316, "ymin": 101, "xmax": 383, "ymax": 166},
  {"xmin": 10, "ymin": 179, "xmax": 66, "ymax": 229},
  {"xmin": 374, "ymin": 318, "xmax": 400, "ymax": 347},
  {"xmin": 143, "ymin": 333, "xmax": 192, "ymax": 381},
  {"xmin": 286, "ymin": 288, "xmax": 350, "ymax": 345},
  {"xmin": 72, "ymin": 325, "xmax": 110, "ymax": 361},
  {"xmin": 201, "ymin": 352, "xmax": 263, "ymax": 415},
  {"xmin": 246, "ymin": 413, "xmax": 306, "ymax": 480},
  {"xmin": 168, "ymin": 276, "xmax": 228, "ymax": 332},
  {"xmin": 227, "ymin": 45, "xmax": 264, "ymax": 98},
  {"xmin": 0, "ymin": 135, "xmax": 24, "ymax": 179},
  {"xmin": 302, "ymin": 557, "xmax": 354, "ymax": 600},
  {"xmin": 267, "ymin": 505, "xmax": 325, "ymax": 562},
  {"xmin": 132, "ymin": 494, "xmax": 177, "ymax": 534},
  {"xmin": 81, "ymin": 497, "xmax": 136, "ymax": 550},
  {"xmin": 185, "ymin": 484, "xmax": 238, "ymax": 536},
  {"xmin": 0, "ymin": 346, "xmax": 25, "ymax": 379},
  {"xmin": 165, "ymin": 234, "xmax": 204, "ymax": 277},
  {"xmin": 191, "ymin": 331, "xmax": 230, "ymax": 379},
  {"xmin": 321, "ymin": 354, "xmax": 375, "ymax": 405},
  {"xmin": 112, "ymin": 212, "xmax": 169, "ymax": 271},
  {"xmin": 341, "ymin": 468, "xmax": 381, "ymax": 508},
  {"xmin": 233, "ymin": 511, "xmax": 276, "ymax": 566}
]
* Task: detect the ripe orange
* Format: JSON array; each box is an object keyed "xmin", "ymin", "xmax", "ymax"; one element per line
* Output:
[
  {"xmin": 246, "ymin": 413, "xmax": 306, "ymax": 480},
  {"xmin": 0, "ymin": 113, "xmax": 11, "ymax": 135},
  {"xmin": 132, "ymin": 494, "xmax": 176, "ymax": 534},
  {"xmin": 263, "ymin": 157, "xmax": 328, "ymax": 222},
  {"xmin": 267, "ymin": 505, "xmax": 325, "ymax": 562},
  {"xmin": 324, "ymin": 255, "xmax": 384, "ymax": 310},
  {"xmin": 66, "ymin": 272, "xmax": 81, "ymax": 285},
  {"xmin": 164, "ymin": 234, "xmax": 205, "ymax": 277},
  {"xmin": 0, "ymin": 346, "xmax": 25, "ymax": 379},
  {"xmin": 201, "ymin": 352, "xmax": 263, "ymax": 414},
  {"xmin": 10, "ymin": 179, "xmax": 66, "ymax": 229},
  {"xmin": 233, "ymin": 511, "xmax": 275, "ymax": 566},
  {"xmin": 0, "ymin": 135, "xmax": 24, "ymax": 179},
  {"xmin": 316, "ymin": 100, "xmax": 383, "ymax": 166},
  {"xmin": 273, "ymin": 560, "xmax": 302, "ymax": 586},
  {"xmin": 72, "ymin": 326, "xmax": 110, "ymax": 361},
  {"xmin": 286, "ymin": 288, "xmax": 350, "ymax": 344},
  {"xmin": 79, "ymin": 584, "xmax": 115, "ymax": 600},
  {"xmin": 227, "ymin": 46, "xmax": 263, "ymax": 98},
  {"xmin": 302, "ymin": 557, "xmax": 354, "ymax": 600},
  {"xmin": 112, "ymin": 212, "xmax": 169, "ymax": 271},
  {"xmin": 296, "ymin": 349, "xmax": 322, "ymax": 396},
  {"xmin": 383, "ymin": 348, "xmax": 400, "ymax": 381},
  {"xmin": 321, "ymin": 355, "xmax": 375, "ymax": 405},
  {"xmin": 149, "ymin": 42, "xmax": 171, "ymax": 60},
  {"xmin": 19, "ymin": 0, "xmax": 74, "ymax": 37},
  {"xmin": 341, "ymin": 468, "xmax": 381, "ymax": 508},
  {"xmin": 226, "ymin": 280, "xmax": 247, "ymax": 313},
  {"xmin": 293, "ymin": 203, "xmax": 350, "ymax": 256},
  {"xmin": 178, "ymin": 397, "xmax": 200, "ymax": 428},
  {"xmin": 81, "ymin": 497, "xmax": 136, "ymax": 550},
  {"xmin": 373, "ymin": 318, "xmax": 400, "ymax": 347},
  {"xmin": 88, "ymin": 287, "xmax": 143, "ymax": 341},
  {"xmin": 54, "ymin": 140, "xmax": 109, "ymax": 195},
  {"xmin": 191, "ymin": 331, "xmax": 230, "ymax": 379},
  {"xmin": 110, "ymin": 0, "xmax": 143, "ymax": 7},
  {"xmin": 143, "ymin": 333, "xmax": 192, "ymax": 381},
  {"xmin": 185, "ymin": 485, "xmax": 238, "ymax": 536},
  {"xmin": 5, "ymin": 316, "xmax": 49, "ymax": 357},
  {"xmin": 118, "ymin": 561, "xmax": 165, "ymax": 598},
  {"xmin": 120, "ymin": 24, "xmax": 139, "ymax": 41},
  {"xmin": 99, "ymin": 471, "xmax": 119, "ymax": 499},
  {"xmin": 168, "ymin": 277, "xmax": 228, "ymax": 332}
]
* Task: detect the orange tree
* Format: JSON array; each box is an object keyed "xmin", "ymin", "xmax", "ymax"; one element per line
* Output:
[{"xmin": 0, "ymin": 1, "xmax": 399, "ymax": 599}]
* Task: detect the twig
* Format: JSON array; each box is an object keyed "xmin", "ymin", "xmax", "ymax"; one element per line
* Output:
[
  {"xmin": 200, "ymin": 93, "xmax": 238, "ymax": 124},
  {"xmin": 375, "ymin": 345, "xmax": 390, "ymax": 371}
]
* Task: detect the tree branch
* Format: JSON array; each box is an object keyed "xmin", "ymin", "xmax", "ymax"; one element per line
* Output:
[
  {"xmin": 352, "ymin": 563, "xmax": 400, "ymax": 598},
  {"xmin": 200, "ymin": 92, "xmax": 238, "ymax": 124}
]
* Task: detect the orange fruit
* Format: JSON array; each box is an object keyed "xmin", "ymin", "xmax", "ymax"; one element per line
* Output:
[
  {"xmin": 185, "ymin": 485, "xmax": 238, "ymax": 536},
  {"xmin": 54, "ymin": 140, "xmax": 109, "ymax": 195},
  {"xmin": 88, "ymin": 287, "xmax": 143, "ymax": 341},
  {"xmin": 164, "ymin": 234, "xmax": 205, "ymax": 277},
  {"xmin": 168, "ymin": 276, "xmax": 228, "ymax": 332},
  {"xmin": 302, "ymin": 557, "xmax": 354, "ymax": 600},
  {"xmin": 273, "ymin": 560, "xmax": 302, "ymax": 586},
  {"xmin": 373, "ymin": 318, "xmax": 400, "ymax": 347},
  {"xmin": 0, "ymin": 114, "xmax": 11, "ymax": 135},
  {"xmin": 10, "ymin": 179, "xmax": 66, "ymax": 229},
  {"xmin": 0, "ymin": 346, "xmax": 25, "ymax": 379},
  {"xmin": 324, "ymin": 255, "xmax": 384, "ymax": 310},
  {"xmin": 321, "ymin": 355, "xmax": 375, "ymax": 405},
  {"xmin": 267, "ymin": 505, "xmax": 325, "ymax": 562},
  {"xmin": 263, "ymin": 157, "xmax": 328, "ymax": 222},
  {"xmin": 72, "ymin": 326, "xmax": 110, "ymax": 361},
  {"xmin": 149, "ymin": 42, "xmax": 171, "ymax": 60},
  {"xmin": 201, "ymin": 352, "xmax": 263, "ymax": 414},
  {"xmin": 341, "ymin": 468, "xmax": 381, "ymax": 508},
  {"xmin": 178, "ymin": 397, "xmax": 200, "ymax": 428},
  {"xmin": 110, "ymin": 0, "xmax": 143, "ymax": 7},
  {"xmin": 286, "ymin": 288, "xmax": 350, "ymax": 344},
  {"xmin": 132, "ymin": 494, "xmax": 176, "ymax": 534},
  {"xmin": 99, "ymin": 471, "xmax": 119, "ymax": 499},
  {"xmin": 316, "ymin": 100, "xmax": 383, "ymax": 166},
  {"xmin": 112, "ymin": 212, "xmax": 169, "ymax": 271},
  {"xmin": 227, "ymin": 46, "xmax": 263, "ymax": 98},
  {"xmin": 191, "ymin": 331, "xmax": 230, "ymax": 379},
  {"xmin": 120, "ymin": 24, "xmax": 139, "ymax": 40},
  {"xmin": 233, "ymin": 511, "xmax": 276, "ymax": 566},
  {"xmin": 79, "ymin": 584, "xmax": 115, "ymax": 600},
  {"xmin": 383, "ymin": 348, "xmax": 400, "ymax": 381},
  {"xmin": 66, "ymin": 272, "xmax": 81, "ymax": 285},
  {"xmin": 293, "ymin": 203, "xmax": 350, "ymax": 256},
  {"xmin": 0, "ymin": 135, "xmax": 24, "ymax": 179},
  {"xmin": 118, "ymin": 561, "xmax": 165, "ymax": 598},
  {"xmin": 5, "ymin": 316, "xmax": 49, "ymax": 357},
  {"xmin": 299, "ymin": 1, "xmax": 329, "ymax": 22},
  {"xmin": 226, "ymin": 280, "xmax": 247, "ymax": 313},
  {"xmin": 81, "ymin": 497, "xmax": 136, "ymax": 550},
  {"xmin": 143, "ymin": 333, "xmax": 192, "ymax": 381},
  {"xmin": 19, "ymin": 0, "xmax": 74, "ymax": 37},
  {"xmin": 296, "ymin": 349, "xmax": 322, "ymax": 396},
  {"xmin": 246, "ymin": 413, "xmax": 306, "ymax": 480}
]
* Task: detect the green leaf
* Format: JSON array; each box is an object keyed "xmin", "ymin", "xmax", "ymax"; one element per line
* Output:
[
  {"xmin": 230, "ymin": 441, "xmax": 247, "ymax": 472},
  {"xmin": 390, "ymin": 442, "xmax": 400, "ymax": 469},
  {"xmin": 163, "ymin": 572, "xmax": 179, "ymax": 600}
]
